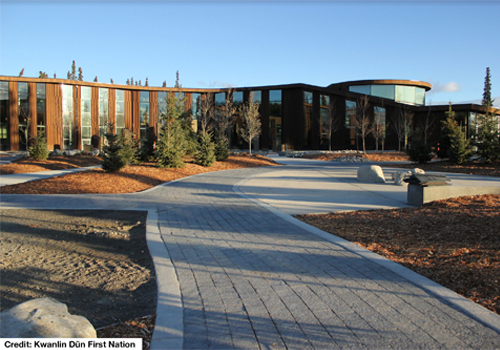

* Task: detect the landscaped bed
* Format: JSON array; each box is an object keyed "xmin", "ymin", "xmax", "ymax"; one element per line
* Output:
[{"xmin": 0, "ymin": 154, "xmax": 279, "ymax": 194}]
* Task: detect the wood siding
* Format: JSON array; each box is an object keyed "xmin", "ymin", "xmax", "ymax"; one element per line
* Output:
[{"xmin": 46, "ymin": 83, "xmax": 62, "ymax": 150}]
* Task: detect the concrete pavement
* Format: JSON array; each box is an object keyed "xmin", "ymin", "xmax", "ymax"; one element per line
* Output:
[{"xmin": 1, "ymin": 157, "xmax": 500, "ymax": 349}]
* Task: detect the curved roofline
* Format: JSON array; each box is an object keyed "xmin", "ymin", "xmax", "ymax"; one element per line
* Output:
[{"xmin": 328, "ymin": 79, "xmax": 432, "ymax": 91}]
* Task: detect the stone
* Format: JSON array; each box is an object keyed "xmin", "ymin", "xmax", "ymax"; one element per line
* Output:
[
  {"xmin": 412, "ymin": 168, "xmax": 425, "ymax": 175},
  {"xmin": 393, "ymin": 170, "xmax": 411, "ymax": 186},
  {"xmin": 51, "ymin": 149, "xmax": 63, "ymax": 156},
  {"xmin": 0, "ymin": 297, "xmax": 96, "ymax": 338},
  {"xmin": 357, "ymin": 165, "xmax": 386, "ymax": 183}
]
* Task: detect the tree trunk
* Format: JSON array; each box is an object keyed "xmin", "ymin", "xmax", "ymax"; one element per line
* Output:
[{"xmin": 249, "ymin": 138, "xmax": 252, "ymax": 155}]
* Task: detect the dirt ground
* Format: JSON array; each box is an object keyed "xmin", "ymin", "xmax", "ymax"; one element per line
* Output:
[{"xmin": 0, "ymin": 209, "xmax": 156, "ymax": 342}]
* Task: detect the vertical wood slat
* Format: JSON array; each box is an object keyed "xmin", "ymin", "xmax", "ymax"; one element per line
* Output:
[
  {"xmin": 149, "ymin": 91, "xmax": 158, "ymax": 135},
  {"xmin": 9, "ymin": 82, "xmax": 19, "ymax": 151},
  {"xmin": 28, "ymin": 82, "xmax": 37, "ymax": 143},
  {"xmin": 46, "ymin": 83, "xmax": 63, "ymax": 150},
  {"xmin": 132, "ymin": 90, "xmax": 140, "ymax": 140},
  {"xmin": 125, "ymin": 90, "xmax": 132, "ymax": 131},
  {"xmin": 108, "ymin": 88, "xmax": 116, "ymax": 131}
]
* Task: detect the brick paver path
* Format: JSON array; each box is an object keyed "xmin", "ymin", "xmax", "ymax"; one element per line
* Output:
[{"xmin": 157, "ymin": 169, "xmax": 500, "ymax": 349}]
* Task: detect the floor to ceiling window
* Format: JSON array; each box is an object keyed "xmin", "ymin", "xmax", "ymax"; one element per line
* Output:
[
  {"xmin": 373, "ymin": 106, "xmax": 386, "ymax": 150},
  {"xmin": 18, "ymin": 82, "xmax": 29, "ymax": 150},
  {"xmin": 303, "ymin": 91, "xmax": 313, "ymax": 147},
  {"xmin": 140, "ymin": 91, "xmax": 150, "ymax": 143},
  {"xmin": 36, "ymin": 84, "xmax": 46, "ymax": 136},
  {"xmin": 99, "ymin": 88, "xmax": 109, "ymax": 140},
  {"xmin": 320, "ymin": 94, "xmax": 330, "ymax": 148},
  {"xmin": 269, "ymin": 90, "xmax": 282, "ymax": 151},
  {"xmin": 116, "ymin": 90, "xmax": 125, "ymax": 136},
  {"xmin": 0, "ymin": 82, "xmax": 10, "ymax": 150},
  {"xmin": 81, "ymin": 87, "xmax": 91, "ymax": 147},
  {"xmin": 62, "ymin": 85, "xmax": 73, "ymax": 150},
  {"xmin": 345, "ymin": 100, "xmax": 356, "ymax": 147}
]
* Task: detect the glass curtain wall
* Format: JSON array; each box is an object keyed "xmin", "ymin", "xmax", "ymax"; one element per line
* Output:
[
  {"xmin": 98, "ymin": 88, "xmax": 109, "ymax": 140},
  {"xmin": 0, "ymin": 82, "xmax": 10, "ymax": 150},
  {"xmin": 81, "ymin": 87, "xmax": 91, "ymax": 147},
  {"xmin": 140, "ymin": 91, "xmax": 150, "ymax": 143},
  {"xmin": 62, "ymin": 85, "xmax": 74, "ymax": 150},
  {"xmin": 320, "ymin": 95, "xmax": 330, "ymax": 148},
  {"xmin": 303, "ymin": 91, "xmax": 313, "ymax": 147},
  {"xmin": 158, "ymin": 91, "xmax": 168, "ymax": 123},
  {"xmin": 116, "ymin": 90, "xmax": 125, "ymax": 135},
  {"xmin": 231, "ymin": 91, "xmax": 244, "ymax": 148},
  {"xmin": 345, "ymin": 100, "xmax": 356, "ymax": 147},
  {"xmin": 269, "ymin": 90, "xmax": 282, "ymax": 151},
  {"xmin": 18, "ymin": 82, "xmax": 29, "ymax": 150},
  {"xmin": 192, "ymin": 93, "xmax": 201, "ymax": 131},
  {"xmin": 215, "ymin": 92, "xmax": 225, "ymax": 125},
  {"xmin": 373, "ymin": 106, "xmax": 386, "ymax": 150},
  {"xmin": 36, "ymin": 84, "xmax": 46, "ymax": 136}
]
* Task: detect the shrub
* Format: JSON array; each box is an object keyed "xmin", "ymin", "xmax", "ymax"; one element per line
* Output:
[
  {"xmin": 214, "ymin": 134, "xmax": 229, "ymax": 161},
  {"xmin": 156, "ymin": 121, "xmax": 185, "ymax": 168},
  {"xmin": 449, "ymin": 124, "xmax": 473, "ymax": 165},
  {"xmin": 195, "ymin": 132, "xmax": 216, "ymax": 167},
  {"xmin": 29, "ymin": 132, "xmax": 50, "ymax": 160},
  {"xmin": 101, "ymin": 125, "xmax": 126, "ymax": 172},
  {"xmin": 118, "ymin": 128, "xmax": 135, "ymax": 164},
  {"xmin": 406, "ymin": 128, "xmax": 433, "ymax": 163}
]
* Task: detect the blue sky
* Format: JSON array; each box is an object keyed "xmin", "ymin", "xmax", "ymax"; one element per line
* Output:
[{"xmin": 1, "ymin": 1, "xmax": 499, "ymax": 106}]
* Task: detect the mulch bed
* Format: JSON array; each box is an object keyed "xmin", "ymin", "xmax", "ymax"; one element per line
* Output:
[
  {"xmin": 0, "ymin": 155, "xmax": 102, "ymax": 174},
  {"xmin": 386, "ymin": 160, "xmax": 500, "ymax": 177},
  {"xmin": 297, "ymin": 194, "xmax": 500, "ymax": 316},
  {"xmin": 0, "ymin": 154, "xmax": 279, "ymax": 195}
]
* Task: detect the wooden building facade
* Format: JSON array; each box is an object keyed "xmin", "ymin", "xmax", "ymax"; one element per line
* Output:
[{"xmin": 1, "ymin": 76, "xmax": 498, "ymax": 152}]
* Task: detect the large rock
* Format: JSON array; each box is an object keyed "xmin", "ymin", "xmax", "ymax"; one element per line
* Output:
[
  {"xmin": 357, "ymin": 165, "xmax": 386, "ymax": 183},
  {"xmin": 0, "ymin": 298, "xmax": 96, "ymax": 338},
  {"xmin": 392, "ymin": 170, "xmax": 411, "ymax": 186}
]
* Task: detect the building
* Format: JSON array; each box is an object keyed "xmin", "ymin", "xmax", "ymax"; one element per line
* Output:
[{"xmin": 0, "ymin": 76, "xmax": 498, "ymax": 152}]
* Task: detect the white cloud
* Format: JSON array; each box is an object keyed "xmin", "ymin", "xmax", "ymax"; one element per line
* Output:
[{"xmin": 428, "ymin": 81, "xmax": 460, "ymax": 94}]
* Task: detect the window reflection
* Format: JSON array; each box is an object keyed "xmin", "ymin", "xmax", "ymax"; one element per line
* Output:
[
  {"xmin": 320, "ymin": 94, "xmax": 330, "ymax": 148},
  {"xmin": 99, "ymin": 88, "xmax": 109, "ymax": 141},
  {"xmin": 303, "ymin": 91, "xmax": 313, "ymax": 146},
  {"xmin": 345, "ymin": 100, "xmax": 356, "ymax": 147},
  {"xmin": 269, "ymin": 90, "xmax": 282, "ymax": 151},
  {"xmin": 0, "ymin": 81, "xmax": 9, "ymax": 150},
  {"xmin": 81, "ymin": 86, "xmax": 91, "ymax": 146},
  {"xmin": 140, "ymin": 91, "xmax": 150, "ymax": 143},
  {"xmin": 116, "ymin": 90, "xmax": 125, "ymax": 134},
  {"xmin": 62, "ymin": 85, "xmax": 73, "ymax": 149}
]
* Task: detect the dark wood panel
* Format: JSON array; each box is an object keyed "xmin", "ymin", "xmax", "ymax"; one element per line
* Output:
[{"xmin": 9, "ymin": 82, "xmax": 18, "ymax": 150}]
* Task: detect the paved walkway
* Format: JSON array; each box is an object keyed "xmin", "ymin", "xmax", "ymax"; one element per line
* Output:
[{"xmin": 1, "ymin": 158, "xmax": 500, "ymax": 349}]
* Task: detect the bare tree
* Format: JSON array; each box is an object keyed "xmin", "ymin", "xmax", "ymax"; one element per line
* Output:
[
  {"xmin": 238, "ymin": 93, "xmax": 261, "ymax": 155},
  {"xmin": 199, "ymin": 92, "xmax": 214, "ymax": 134},
  {"xmin": 423, "ymin": 105, "xmax": 435, "ymax": 145},
  {"xmin": 392, "ymin": 105, "xmax": 414, "ymax": 151},
  {"xmin": 355, "ymin": 95, "xmax": 372, "ymax": 153},
  {"xmin": 322, "ymin": 97, "xmax": 341, "ymax": 151},
  {"xmin": 218, "ymin": 88, "xmax": 235, "ymax": 141}
]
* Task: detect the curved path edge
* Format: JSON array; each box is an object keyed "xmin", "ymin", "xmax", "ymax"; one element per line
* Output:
[{"xmin": 233, "ymin": 175, "xmax": 500, "ymax": 335}]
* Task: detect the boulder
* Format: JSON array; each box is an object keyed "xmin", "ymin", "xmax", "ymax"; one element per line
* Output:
[
  {"xmin": 393, "ymin": 170, "xmax": 411, "ymax": 186},
  {"xmin": 0, "ymin": 298, "xmax": 96, "ymax": 338},
  {"xmin": 412, "ymin": 168, "xmax": 425, "ymax": 175},
  {"xmin": 357, "ymin": 165, "xmax": 386, "ymax": 183}
]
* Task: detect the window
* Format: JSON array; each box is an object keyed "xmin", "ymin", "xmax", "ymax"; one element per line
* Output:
[
  {"xmin": 395, "ymin": 85, "xmax": 416, "ymax": 105},
  {"xmin": 192, "ymin": 93, "xmax": 201, "ymax": 121},
  {"xmin": 373, "ymin": 106, "xmax": 386, "ymax": 149},
  {"xmin": 215, "ymin": 92, "xmax": 225, "ymax": 122},
  {"xmin": 81, "ymin": 87, "xmax": 91, "ymax": 147},
  {"xmin": 140, "ymin": 91, "xmax": 149, "ymax": 143},
  {"xmin": 36, "ymin": 84, "xmax": 46, "ymax": 136},
  {"xmin": 345, "ymin": 100, "xmax": 356, "ymax": 146},
  {"xmin": 304, "ymin": 91, "xmax": 313, "ymax": 146},
  {"xmin": 372, "ymin": 85, "xmax": 395, "ymax": 100},
  {"xmin": 18, "ymin": 83, "xmax": 29, "ymax": 150},
  {"xmin": 99, "ymin": 88, "xmax": 109, "ymax": 140},
  {"xmin": 62, "ymin": 85, "xmax": 73, "ymax": 150},
  {"xmin": 320, "ymin": 94, "xmax": 330, "ymax": 148},
  {"xmin": 0, "ymin": 81, "xmax": 9, "ymax": 150},
  {"xmin": 269, "ymin": 90, "xmax": 282, "ymax": 150},
  {"xmin": 116, "ymin": 90, "xmax": 125, "ymax": 135},
  {"xmin": 349, "ymin": 85, "xmax": 370, "ymax": 95},
  {"xmin": 158, "ymin": 91, "xmax": 168, "ymax": 123}
]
